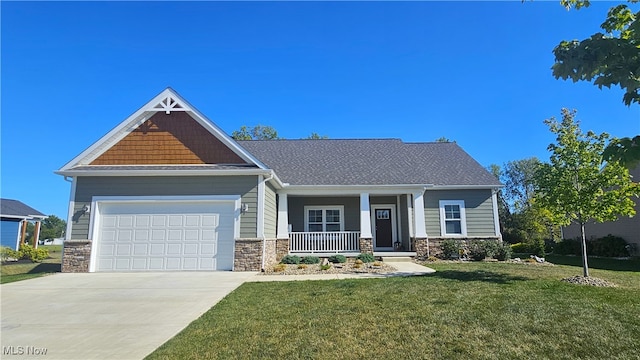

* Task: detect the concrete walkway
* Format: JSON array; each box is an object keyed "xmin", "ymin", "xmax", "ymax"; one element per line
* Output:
[{"xmin": 0, "ymin": 272, "xmax": 257, "ymax": 360}]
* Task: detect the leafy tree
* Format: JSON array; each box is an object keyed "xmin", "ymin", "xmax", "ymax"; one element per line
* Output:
[
  {"xmin": 502, "ymin": 158, "xmax": 541, "ymax": 212},
  {"xmin": 533, "ymin": 108, "xmax": 640, "ymax": 277},
  {"xmin": 231, "ymin": 125, "xmax": 279, "ymax": 140},
  {"xmin": 305, "ymin": 132, "xmax": 329, "ymax": 139},
  {"xmin": 40, "ymin": 215, "xmax": 67, "ymax": 240},
  {"xmin": 550, "ymin": 0, "xmax": 640, "ymax": 172},
  {"xmin": 553, "ymin": 0, "xmax": 639, "ymax": 106}
]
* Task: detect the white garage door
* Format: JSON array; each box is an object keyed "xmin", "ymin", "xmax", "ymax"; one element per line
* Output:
[{"xmin": 95, "ymin": 201, "xmax": 236, "ymax": 271}]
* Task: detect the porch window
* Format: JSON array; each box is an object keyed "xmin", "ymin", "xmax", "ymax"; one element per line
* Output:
[
  {"xmin": 439, "ymin": 200, "xmax": 467, "ymax": 236},
  {"xmin": 304, "ymin": 206, "xmax": 344, "ymax": 232}
]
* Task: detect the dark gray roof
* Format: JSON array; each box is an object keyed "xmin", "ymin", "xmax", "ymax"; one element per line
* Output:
[
  {"xmin": 1, "ymin": 199, "xmax": 47, "ymax": 219},
  {"xmin": 238, "ymin": 139, "xmax": 502, "ymax": 186}
]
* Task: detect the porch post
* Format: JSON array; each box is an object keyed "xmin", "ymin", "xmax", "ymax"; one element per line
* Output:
[
  {"xmin": 413, "ymin": 190, "xmax": 429, "ymax": 259},
  {"xmin": 33, "ymin": 220, "xmax": 42, "ymax": 248},
  {"xmin": 276, "ymin": 193, "xmax": 289, "ymax": 239},
  {"xmin": 359, "ymin": 193, "xmax": 373, "ymax": 253}
]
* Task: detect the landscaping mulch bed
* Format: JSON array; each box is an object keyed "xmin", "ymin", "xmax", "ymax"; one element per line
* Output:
[
  {"xmin": 561, "ymin": 275, "xmax": 618, "ymax": 287},
  {"xmin": 261, "ymin": 260, "xmax": 397, "ymax": 275}
]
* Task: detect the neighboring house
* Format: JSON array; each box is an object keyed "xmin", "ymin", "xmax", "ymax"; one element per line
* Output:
[
  {"xmin": 56, "ymin": 88, "xmax": 503, "ymax": 272},
  {"xmin": 562, "ymin": 165, "xmax": 640, "ymax": 255},
  {"xmin": 1, "ymin": 199, "xmax": 48, "ymax": 250}
]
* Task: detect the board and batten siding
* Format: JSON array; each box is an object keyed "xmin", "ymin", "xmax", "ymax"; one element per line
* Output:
[
  {"xmin": 263, "ymin": 182, "xmax": 277, "ymax": 239},
  {"xmin": 288, "ymin": 196, "xmax": 360, "ymax": 232},
  {"xmin": 424, "ymin": 189, "xmax": 496, "ymax": 237},
  {"xmin": 70, "ymin": 176, "xmax": 259, "ymax": 239}
]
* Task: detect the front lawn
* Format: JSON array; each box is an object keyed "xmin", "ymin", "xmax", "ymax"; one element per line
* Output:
[
  {"xmin": 147, "ymin": 261, "xmax": 640, "ymax": 360},
  {"xmin": 0, "ymin": 245, "xmax": 62, "ymax": 284}
]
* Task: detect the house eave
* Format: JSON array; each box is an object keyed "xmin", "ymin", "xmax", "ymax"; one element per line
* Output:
[
  {"xmin": 430, "ymin": 184, "xmax": 504, "ymax": 190},
  {"xmin": 280, "ymin": 184, "xmax": 434, "ymax": 196}
]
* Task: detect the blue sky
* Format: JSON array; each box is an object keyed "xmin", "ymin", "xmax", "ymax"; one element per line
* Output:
[{"xmin": 2, "ymin": 1, "xmax": 639, "ymax": 219}]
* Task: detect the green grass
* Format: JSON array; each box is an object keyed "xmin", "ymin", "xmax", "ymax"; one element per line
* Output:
[
  {"xmin": 147, "ymin": 261, "xmax": 640, "ymax": 360},
  {"xmin": 545, "ymin": 254, "xmax": 640, "ymax": 272},
  {"xmin": 0, "ymin": 245, "xmax": 62, "ymax": 284}
]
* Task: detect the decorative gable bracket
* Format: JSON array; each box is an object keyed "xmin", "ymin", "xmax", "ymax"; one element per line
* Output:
[{"xmin": 151, "ymin": 95, "xmax": 191, "ymax": 114}]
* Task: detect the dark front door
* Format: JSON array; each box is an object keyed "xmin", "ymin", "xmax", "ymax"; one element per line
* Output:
[{"xmin": 374, "ymin": 208, "xmax": 393, "ymax": 248}]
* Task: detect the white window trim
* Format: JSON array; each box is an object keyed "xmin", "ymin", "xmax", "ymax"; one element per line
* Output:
[
  {"xmin": 439, "ymin": 200, "xmax": 467, "ymax": 237},
  {"xmin": 303, "ymin": 205, "xmax": 345, "ymax": 232}
]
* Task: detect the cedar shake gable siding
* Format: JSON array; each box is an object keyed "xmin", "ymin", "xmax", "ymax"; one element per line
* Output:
[{"xmin": 91, "ymin": 112, "xmax": 247, "ymax": 165}]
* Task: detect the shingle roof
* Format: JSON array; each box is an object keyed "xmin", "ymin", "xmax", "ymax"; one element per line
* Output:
[
  {"xmin": 0, "ymin": 199, "xmax": 47, "ymax": 219},
  {"xmin": 238, "ymin": 139, "xmax": 502, "ymax": 186}
]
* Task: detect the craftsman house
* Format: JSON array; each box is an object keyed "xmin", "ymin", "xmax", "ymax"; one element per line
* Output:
[{"xmin": 57, "ymin": 88, "xmax": 502, "ymax": 272}]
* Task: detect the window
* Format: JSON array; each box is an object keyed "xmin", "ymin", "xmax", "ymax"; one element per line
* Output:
[
  {"xmin": 439, "ymin": 200, "xmax": 467, "ymax": 236},
  {"xmin": 304, "ymin": 206, "xmax": 344, "ymax": 232}
]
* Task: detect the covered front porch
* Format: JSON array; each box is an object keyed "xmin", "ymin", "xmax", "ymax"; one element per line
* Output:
[{"xmin": 276, "ymin": 187, "xmax": 429, "ymax": 255}]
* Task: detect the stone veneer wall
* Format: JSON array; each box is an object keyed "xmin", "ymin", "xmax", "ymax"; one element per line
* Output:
[
  {"xmin": 234, "ymin": 238, "xmax": 263, "ymax": 271},
  {"xmin": 414, "ymin": 238, "xmax": 429, "ymax": 260},
  {"xmin": 263, "ymin": 239, "xmax": 277, "ymax": 269},
  {"xmin": 62, "ymin": 240, "xmax": 92, "ymax": 273},
  {"xmin": 359, "ymin": 238, "xmax": 373, "ymax": 254},
  {"xmin": 275, "ymin": 238, "xmax": 289, "ymax": 262}
]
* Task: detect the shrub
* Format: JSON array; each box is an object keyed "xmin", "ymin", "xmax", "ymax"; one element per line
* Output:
[
  {"xmin": 356, "ymin": 253, "xmax": 375, "ymax": 263},
  {"xmin": 1, "ymin": 246, "xmax": 22, "ymax": 261},
  {"xmin": 297, "ymin": 264, "xmax": 308, "ymax": 269},
  {"xmin": 301, "ymin": 256, "xmax": 320, "ymax": 264},
  {"xmin": 320, "ymin": 264, "xmax": 331, "ymax": 271},
  {"xmin": 468, "ymin": 240, "xmax": 499, "ymax": 261},
  {"xmin": 553, "ymin": 238, "xmax": 581, "ymax": 255},
  {"xmin": 354, "ymin": 259, "xmax": 364, "ymax": 265},
  {"xmin": 327, "ymin": 254, "xmax": 347, "ymax": 263},
  {"xmin": 440, "ymin": 239, "xmax": 462, "ymax": 259},
  {"xmin": 273, "ymin": 263, "xmax": 286, "ymax": 272},
  {"xmin": 280, "ymin": 255, "xmax": 301, "ymax": 264},
  {"xmin": 372, "ymin": 261, "xmax": 382, "ymax": 267},
  {"xmin": 19, "ymin": 244, "xmax": 49, "ymax": 263},
  {"xmin": 495, "ymin": 242, "xmax": 513, "ymax": 261},
  {"xmin": 426, "ymin": 255, "xmax": 439, "ymax": 262},
  {"xmin": 510, "ymin": 239, "xmax": 545, "ymax": 257},
  {"xmin": 588, "ymin": 235, "xmax": 629, "ymax": 257}
]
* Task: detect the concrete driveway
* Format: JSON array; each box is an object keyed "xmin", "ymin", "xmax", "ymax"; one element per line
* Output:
[{"xmin": 1, "ymin": 272, "xmax": 257, "ymax": 360}]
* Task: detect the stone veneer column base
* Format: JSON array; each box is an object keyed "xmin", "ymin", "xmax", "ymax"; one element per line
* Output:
[
  {"xmin": 275, "ymin": 238, "xmax": 289, "ymax": 262},
  {"xmin": 234, "ymin": 238, "xmax": 263, "ymax": 271},
  {"xmin": 359, "ymin": 238, "xmax": 373, "ymax": 254},
  {"xmin": 62, "ymin": 240, "xmax": 92, "ymax": 273},
  {"xmin": 414, "ymin": 238, "xmax": 429, "ymax": 260}
]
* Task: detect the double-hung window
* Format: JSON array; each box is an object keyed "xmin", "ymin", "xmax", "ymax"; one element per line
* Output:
[
  {"xmin": 304, "ymin": 206, "xmax": 344, "ymax": 232},
  {"xmin": 439, "ymin": 200, "xmax": 467, "ymax": 236}
]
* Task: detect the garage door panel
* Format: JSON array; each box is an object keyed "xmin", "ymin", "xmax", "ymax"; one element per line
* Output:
[
  {"xmin": 166, "ymin": 243, "xmax": 181, "ymax": 255},
  {"xmin": 150, "ymin": 244, "xmax": 165, "ymax": 255},
  {"xmin": 149, "ymin": 258, "xmax": 164, "ymax": 270},
  {"xmin": 118, "ymin": 216, "xmax": 134, "ymax": 227},
  {"xmin": 133, "ymin": 244, "xmax": 148, "ymax": 255},
  {"xmin": 96, "ymin": 201, "xmax": 236, "ymax": 271}
]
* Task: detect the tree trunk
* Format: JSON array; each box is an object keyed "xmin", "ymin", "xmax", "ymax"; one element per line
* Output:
[{"xmin": 580, "ymin": 222, "xmax": 589, "ymax": 277}]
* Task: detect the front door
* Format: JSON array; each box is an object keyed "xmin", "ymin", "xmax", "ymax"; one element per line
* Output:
[{"xmin": 373, "ymin": 206, "xmax": 395, "ymax": 249}]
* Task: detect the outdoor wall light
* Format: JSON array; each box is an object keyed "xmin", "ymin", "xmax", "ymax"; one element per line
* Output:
[
  {"xmin": 82, "ymin": 204, "xmax": 91, "ymax": 214},
  {"xmin": 241, "ymin": 203, "xmax": 249, "ymax": 214}
]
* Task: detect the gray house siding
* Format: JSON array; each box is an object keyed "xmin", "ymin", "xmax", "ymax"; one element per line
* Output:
[
  {"xmin": 424, "ymin": 189, "xmax": 496, "ymax": 237},
  {"xmin": 71, "ymin": 176, "xmax": 259, "ymax": 239},
  {"xmin": 288, "ymin": 196, "xmax": 360, "ymax": 232},
  {"xmin": 263, "ymin": 182, "xmax": 277, "ymax": 238}
]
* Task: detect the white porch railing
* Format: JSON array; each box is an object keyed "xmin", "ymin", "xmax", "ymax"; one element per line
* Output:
[{"xmin": 289, "ymin": 232, "xmax": 360, "ymax": 253}]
